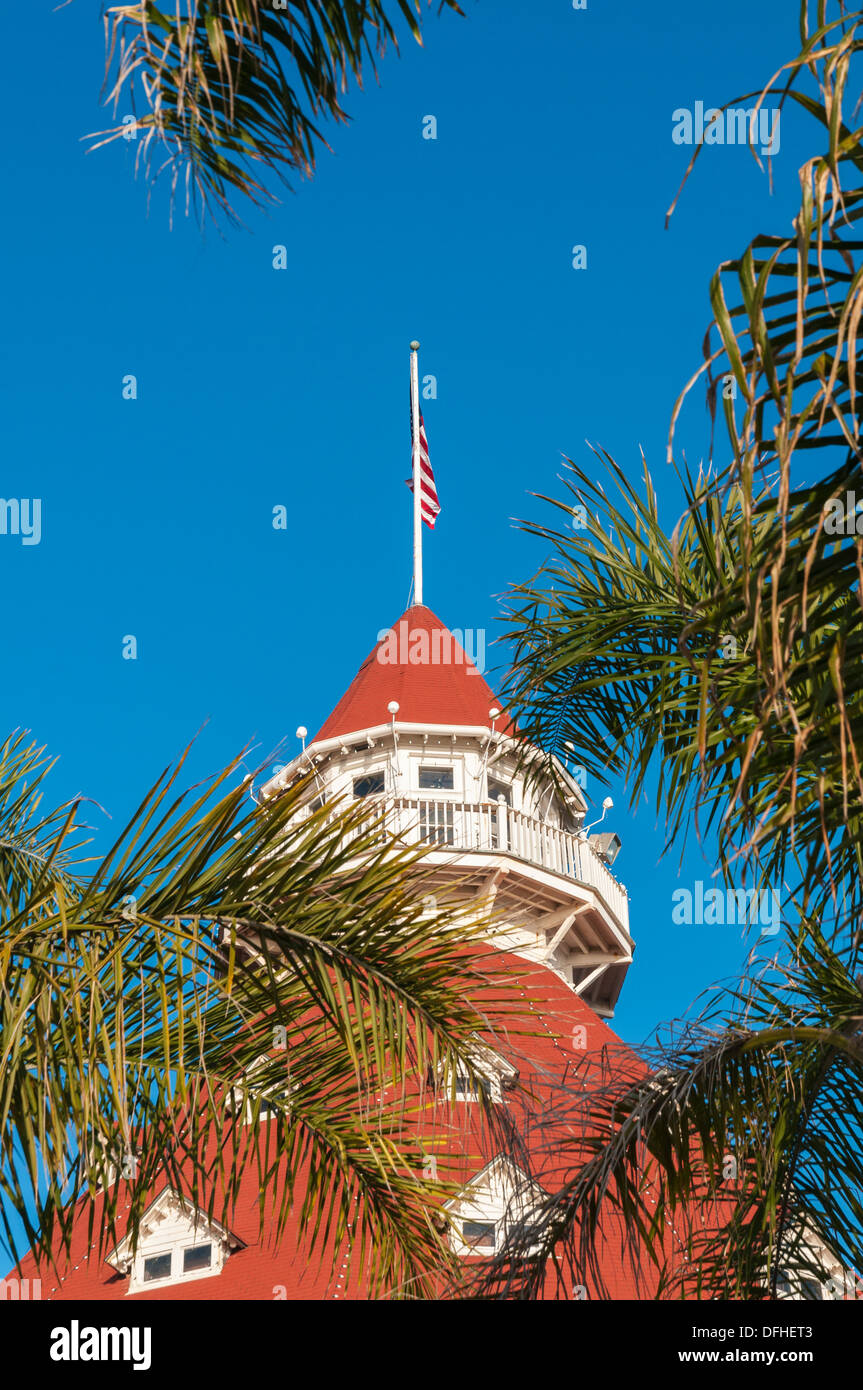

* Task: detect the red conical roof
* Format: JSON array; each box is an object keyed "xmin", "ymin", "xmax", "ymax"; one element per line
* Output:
[{"xmin": 314, "ymin": 605, "xmax": 513, "ymax": 742}]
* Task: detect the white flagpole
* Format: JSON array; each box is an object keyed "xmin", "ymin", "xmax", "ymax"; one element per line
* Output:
[{"xmin": 410, "ymin": 339, "xmax": 423, "ymax": 606}]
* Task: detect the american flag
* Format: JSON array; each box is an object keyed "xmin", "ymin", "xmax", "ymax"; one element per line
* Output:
[{"xmin": 407, "ymin": 405, "xmax": 440, "ymax": 529}]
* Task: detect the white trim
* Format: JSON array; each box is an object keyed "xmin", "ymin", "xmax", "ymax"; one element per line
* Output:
[
  {"xmin": 438, "ymin": 1037, "xmax": 518, "ymax": 1105},
  {"xmin": 445, "ymin": 1156, "xmax": 548, "ymax": 1259},
  {"xmin": 107, "ymin": 1188, "xmax": 243, "ymax": 1294},
  {"xmin": 263, "ymin": 727, "xmax": 552, "ymax": 792}
]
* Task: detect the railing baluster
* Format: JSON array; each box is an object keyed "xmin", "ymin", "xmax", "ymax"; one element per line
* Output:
[{"xmin": 379, "ymin": 795, "xmax": 626, "ymax": 926}]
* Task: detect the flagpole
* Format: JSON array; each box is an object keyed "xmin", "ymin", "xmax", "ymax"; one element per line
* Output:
[{"xmin": 410, "ymin": 339, "xmax": 423, "ymax": 606}]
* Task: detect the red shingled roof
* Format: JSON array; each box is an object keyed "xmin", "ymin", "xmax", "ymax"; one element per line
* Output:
[
  {"xmin": 9, "ymin": 951, "xmax": 707, "ymax": 1302},
  {"xmin": 314, "ymin": 605, "xmax": 513, "ymax": 742}
]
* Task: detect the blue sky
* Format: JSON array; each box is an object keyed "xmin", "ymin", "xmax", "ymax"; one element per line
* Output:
[{"xmin": 2, "ymin": 0, "xmax": 811, "ymax": 1049}]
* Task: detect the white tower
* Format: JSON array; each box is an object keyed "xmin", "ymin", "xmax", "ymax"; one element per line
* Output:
[{"xmin": 261, "ymin": 603, "xmax": 632, "ymax": 1018}]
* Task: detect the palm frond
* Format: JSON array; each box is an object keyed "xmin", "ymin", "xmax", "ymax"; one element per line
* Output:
[
  {"xmin": 471, "ymin": 931, "xmax": 863, "ymax": 1300},
  {"xmin": 0, "ymin": 734, "xmax": 525, "ymax": 1297},
  {"xmin": 89, "ymin": 0, "xmax": 464, "ymax": 223}
]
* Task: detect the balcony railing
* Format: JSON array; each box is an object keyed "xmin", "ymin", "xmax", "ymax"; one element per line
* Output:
[{"xmin": 350, "ymin": 796, "xmax": 628, "ymax": 930}]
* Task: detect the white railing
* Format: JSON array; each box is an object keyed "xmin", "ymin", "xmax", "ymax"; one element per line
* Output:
[{"xmin": 349, "ymin": 796, "xmax": 628, "ymax": 929}]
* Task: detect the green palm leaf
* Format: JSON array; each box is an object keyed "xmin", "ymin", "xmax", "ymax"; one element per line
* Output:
[
  {"xmin": 88, "ymin": 1, "xmax": 464, "ymax": 223},
  {"xmin": 491, "ymin": 0, "xmax": 863, "ymax": 1298},
  {"xmin": 0, "ymin": 732, "xmax": 525, "ymax": 1297},
  {"xmin": 471, "ymin": 931, "xmax": 863, "ymax": 1300}
]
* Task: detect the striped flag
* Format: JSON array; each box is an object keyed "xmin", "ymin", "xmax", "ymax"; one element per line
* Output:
[{"xmin": 407, "ymin": 405, "xmax": 441, "ymax": 529}]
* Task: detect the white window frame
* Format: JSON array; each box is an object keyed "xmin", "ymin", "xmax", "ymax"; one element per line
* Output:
[
  {"xmin": 459, "ymin": 1218, "xmax": 498, "ymax": 1254},
  {"xmin": 140, "ymin": 1249, "xmax": 173, "ymax": 1286},
  {"xmin": 445, "ymin": 1158, "xmax": 547, "ymax": 1260},
  {"xmin": 129, "ymin": 1237, "xmax": 226, "ymax": 1293},
  {"xmin": 182, "ymin": 1241, "xmax": 214, "ymax": 1276},
  {"xmin": 438, "ymin": 1038, "xmax": 517, "ymax": 1105},
  {"xmin": 410, "ymin": 753, "xmax": 464, "ymax": 798},
  {"xmin": 484, "ymin": 757, "xmax": 523, "ymax": 811},
  {"xmin": 486, "ymin": 774, "xmax": 512, "ymax": 807},
  {"xmin": 351, "ymin": 769, "xmax": 387, "ymax": 798}
]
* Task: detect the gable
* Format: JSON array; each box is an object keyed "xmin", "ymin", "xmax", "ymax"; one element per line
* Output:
[
  {"xmin": 444, "ymin": 1156, "xmax": 548, "ymax": 1258},
  {"xmin": 107, "ymin": 1189, "xmax": 244, "ymax": 1294},
  {"xmin": 438, "ymin": 1037, "xmax": 519, "ymax": 1105}
]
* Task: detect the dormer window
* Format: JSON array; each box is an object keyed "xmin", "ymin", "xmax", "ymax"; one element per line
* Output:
[
  {"xmin": 419, "ymin": 766, "xmax": 454, "ymax": 791},
  {"xmin": 353, "ymin": 772, "xmax": 385, "ymax": 797},
  {"xmin": 444, "ymin": 1157, "xmax": 548, "ymax": 1260},
  {"xmin": 439, "ymin": 1038, "xmax": 517, "ymax": 1105},
  {"xmin": 228, "ymin": 1052, "xmax": 296, "ymax": 1123},
  {"xmin": 108, "ymin": 1189, "xmax": 243, "ymax": 1292}
]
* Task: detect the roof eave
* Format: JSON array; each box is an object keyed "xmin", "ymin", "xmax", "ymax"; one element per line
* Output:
[{"xmin": 261, "ymin": 723, "xmax": 523, "ymax": 797}]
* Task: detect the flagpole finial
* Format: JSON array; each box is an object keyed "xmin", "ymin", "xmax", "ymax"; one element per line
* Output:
[{"xmin": 410, "ymin": 340, "xmax": 420, "ymax": 351}]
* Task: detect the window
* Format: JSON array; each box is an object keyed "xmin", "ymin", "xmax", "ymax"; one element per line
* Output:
[
  {"xmin": 446, "ymin": 1159, "xmax": 547, "ymax": 1262},
  {"xmin": 419, "ymin": 766, "xmax": 454, "ymax": 791},
  {"xmin": 183, "ymin": 1244, "xmax": 212, "ymax": 1274},
  {"xmin": 439, "ymin": 1040, "xmax": 516, "ymax": 1104},
  {"xmin": 487, "ymin": 777, "xmax": 511, "ymax": 806},
  {"xmin": 143, "ymin": 1253, "xmax": 172, "ymax": 1283},
  {"xmin": 254, "ymin": 1092, "xmax": 292, "ymax": 1120},
  {"xmin": 462, "ymin": 1220, "xmax": 496, "ymax": 1251},
  {"xmin": 453, "ymin": 1072, "xmax": 500, "ymax": 1103},
  {"xmin": 353, "ymin": 772, "xmax": 385, "ymax": 797}
]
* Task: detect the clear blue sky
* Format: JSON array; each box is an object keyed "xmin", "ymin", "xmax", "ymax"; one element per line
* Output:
[{"xmin": 3, "ymin": 0, "xmax": 809, "ymax": 1048}]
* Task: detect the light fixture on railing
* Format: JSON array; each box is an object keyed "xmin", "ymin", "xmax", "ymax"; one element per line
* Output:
[
  {"xmin": 235, "ymin": 758, "xmax": 261, "ymax": 805},
  {"xmin": 293, "ymin": 724, "xmax": 327, "ymax": 800},
  {"xmin": 589, "ymin": 829, "xmax": 622, "ymax": 867},
  {"xmin": 479, "ymin": 707, "xmax": 502, "ymax": 795},
  {"xmin": 387, "ymin": 701, "xmax": 400, "ymax": 793},
  {"xmin": 579, "ymin": 796, "xmax": 621, "ymax": 866},
  {"xmin": 582, "ymin": 795, "xmax": 613, "ymax": 835}
]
